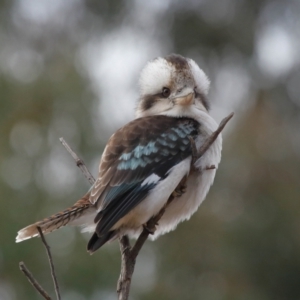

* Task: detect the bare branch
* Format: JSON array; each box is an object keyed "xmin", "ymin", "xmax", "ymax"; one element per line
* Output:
[
  {"xmin": 60, "ymin": 112, "xmax": 233, "ymax": 300},
  {"xmin": 59, "ymin": 137, "xmax": 96, "ymax": 185},
  {"xmin": 19, "ymin": 262, "xmax": 52, "ymax": 300},
  {"xmin": 197, "ymin": 112, "xmax": 234, "ymax": 160},
  {"xmin": 20, "ymin": 111, "xmax": 233, "ymax": 300},
  {"xmin": 189, "ymin": 135, "xmax": 198, "ymax": 166},
  {"xmin": 116, "ymin": 177, "xmax": 186, "ymax": 299},
  {"xmin": 116, "ymin": 201, "xmax": 166, "ymax": 299},
  {"xmin": 116, "ymin": 112, "xmax": 234, "ymax": 299},
  {"xmin": 117, "ymin": 236, "xmax": 133, "ymax": 300},
  {"xmin": 37, "ymin": 227, "xmax": 61, "ymax": 300},
  {"xmin": 130, "ymin": 204, "xmax": 166, "ymax": 259}
]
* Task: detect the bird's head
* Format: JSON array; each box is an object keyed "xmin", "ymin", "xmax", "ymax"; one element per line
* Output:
[{"xmin": 136, "ymin": 54, "xmax": 210, "ymax": 119}]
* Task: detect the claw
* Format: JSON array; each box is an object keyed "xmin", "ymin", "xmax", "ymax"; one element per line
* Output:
[{"xmin": 143, "ymin": 224, "xmax": 155, "ymax": 235}]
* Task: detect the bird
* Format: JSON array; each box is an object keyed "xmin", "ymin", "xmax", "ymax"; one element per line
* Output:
[{"xmin": 16, "ymin": 54, "xmax": 222, "ymax": 254}]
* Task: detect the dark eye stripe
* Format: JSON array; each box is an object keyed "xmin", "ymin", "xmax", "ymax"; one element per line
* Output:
[{"xmin": 140, "ymin": 94, "xmax": 159, "ymax": 110}]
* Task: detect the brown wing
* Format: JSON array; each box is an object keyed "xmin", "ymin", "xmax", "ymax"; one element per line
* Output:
[{"xmin": 89, "ymin": 115, "xmax": 199, "ymax": 210}]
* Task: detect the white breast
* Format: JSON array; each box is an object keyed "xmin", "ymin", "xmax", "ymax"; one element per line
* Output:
[{"xmin": 150, "ymin": 110, "xmax": 222, "ymax": 239}]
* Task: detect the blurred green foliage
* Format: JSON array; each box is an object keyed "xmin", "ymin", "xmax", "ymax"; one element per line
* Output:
[{"xmin": 1, "ymin": 1, "xmax": 300, "ymax": 299}]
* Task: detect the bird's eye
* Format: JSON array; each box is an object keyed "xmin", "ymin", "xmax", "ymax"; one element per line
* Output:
[{"xmin": 162, "ymin": 87, "xmax": 171, "ymax": 98}]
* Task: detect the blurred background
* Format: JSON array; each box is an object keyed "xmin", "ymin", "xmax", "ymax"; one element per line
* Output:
[{"xmin": 1, "ymin": 0, "xmax": 300, "ymax": 299}]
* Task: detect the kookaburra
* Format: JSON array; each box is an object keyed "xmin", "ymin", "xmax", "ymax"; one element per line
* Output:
[{"xmin": 16, "ymin": 54, "xmax": 222, "ymax": 254}]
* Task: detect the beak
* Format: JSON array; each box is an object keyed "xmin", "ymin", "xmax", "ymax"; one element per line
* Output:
[{"xmin": 175, "ymin": 92, "xmax": 195, "ymax": 106}]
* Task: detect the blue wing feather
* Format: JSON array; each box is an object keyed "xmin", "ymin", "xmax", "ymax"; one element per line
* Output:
[{"xmin": 95, "ymin": 182, "xmax": 156, "ymax": 233}]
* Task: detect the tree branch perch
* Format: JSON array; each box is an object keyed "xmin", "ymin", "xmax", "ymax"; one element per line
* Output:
[{"xmin": 20, "ymin": 112, "xmax": 233, "ymax": 300}]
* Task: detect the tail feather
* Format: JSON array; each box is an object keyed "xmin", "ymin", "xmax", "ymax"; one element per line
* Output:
[
  {"xmin": 87, "ymin": 230, "xmax": 117, "ymax": 254},
  {"xmin": 16, "ymin": 194, "xmax": 94, "ymax": 243}
]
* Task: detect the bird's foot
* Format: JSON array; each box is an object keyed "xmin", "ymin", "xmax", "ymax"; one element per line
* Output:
[
  {"xmin": 143, "ymin": 224, "xmax": 156, "ymax": 235},
  {"xmin": 173, "ymin": 185, "xmax": 187, "ymax": 197}
]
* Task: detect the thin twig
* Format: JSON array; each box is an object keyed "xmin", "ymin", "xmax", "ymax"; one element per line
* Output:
[
  {"xmin": 197, "ymin": 112, "xmax": 234, "ymax": 160},
  {"xmin": 37, "ymin": 227, "xmax": 61, "ymax": 300},
  {"xmin": 59, "ymin": 137, "xmax": 95, "ymax": 185},
  {"xmin": 19, "ymin": 262, "xmax": 52, "ymax": 300}
]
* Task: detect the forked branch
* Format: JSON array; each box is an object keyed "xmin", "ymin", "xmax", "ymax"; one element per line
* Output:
[
  {"xmin": 19, "ymin": 228, "xmax": 61, "ymax": 299},
  {"xmin": 19, "ymin": 262, "xmax": 52, "ymax": 300},
  {"xmin": 116, "ymin": 112, "xmax": 234, "ymax": 300},
  {"xmin": 20, "ymin": 112, "xmax": 233, "ymax": 300}
]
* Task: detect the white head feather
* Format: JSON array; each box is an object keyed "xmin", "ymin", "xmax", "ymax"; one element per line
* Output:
[
  {"xmin": 139, "ymin": 57, "xmax": 174, "ymax": 96},
  {"xmin": 187, "ymin": 58, "xmax": 210, "ymax": 96},
  {"xmin": 136, "ymin": 54, "xmax": 211, "ymax": 119}
]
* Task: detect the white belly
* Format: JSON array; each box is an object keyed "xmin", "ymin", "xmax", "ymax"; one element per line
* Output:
[
  {"xmin": 151, "ymin": 134, "xmax": 221, "ymax": 239},
  {"xmin": 113, "ymin": 157, "xmax": 192, "ymax": 232},
  {"xmin": 82, "ymin": 111, "xmax": 222, "ymax": 240}
]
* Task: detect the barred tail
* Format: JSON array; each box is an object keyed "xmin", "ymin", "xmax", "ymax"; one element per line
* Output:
[{"xmin": 16, "ymin": 195, "xmax": 94, "ymax": 243}]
